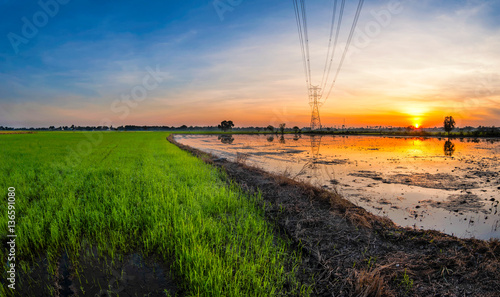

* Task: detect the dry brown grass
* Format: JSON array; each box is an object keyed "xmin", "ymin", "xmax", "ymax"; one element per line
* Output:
[
  {"xmin": 0, "ymin": 131, "xmax": 36, "ymax": 134},
  {"xmin": 354, "ymin": 268, "xmax": 393, "ymax": 297},
  {"xmin": 235, "ymin": 152, "xmax": 249, "ymax": 164}
]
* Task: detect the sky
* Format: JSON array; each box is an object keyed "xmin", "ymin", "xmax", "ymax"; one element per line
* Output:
[{"xmin": 0, "ymin": 0, "xmax": 499, "ymax": 128}]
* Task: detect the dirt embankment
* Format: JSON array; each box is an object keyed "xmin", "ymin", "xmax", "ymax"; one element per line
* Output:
[
  {"xmin": 169, "ymin": 135, "xmax": 500, "ymax": 297},
  {"xmin": 0, "ymin": 131, "xmax": 37, "ymax": 134}
]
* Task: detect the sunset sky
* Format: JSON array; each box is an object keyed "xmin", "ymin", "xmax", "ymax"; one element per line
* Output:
[{"xmin": 0, "ymin": 0, "xmax": 499, "ymax": 128}]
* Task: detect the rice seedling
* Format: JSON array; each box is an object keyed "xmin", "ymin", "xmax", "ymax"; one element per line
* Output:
[{"xmin": 0, "ymin": 132, "xmax": 307, "ymax": 296}]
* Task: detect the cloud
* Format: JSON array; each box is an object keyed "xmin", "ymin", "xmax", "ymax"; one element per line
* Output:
[{"xmin": 0, "ymin": 0, "xmax": 499, "ymax": 127}]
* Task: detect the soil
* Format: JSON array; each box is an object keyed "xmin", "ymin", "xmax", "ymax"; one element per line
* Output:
[
  {"xmin": 0, "ymin": 131, "xmax": 36, "ymax": 134},
  {"xmin": 169, "ymin": 134, "xmax": 500, "ymax": 297},
  {"xmin": 314, "ymin": 159, "xmax": 350, "ymax": 165},
  {"xmin": 420, "ymin": 194, "xmax": 488, "ymax": 213},
  {"xmin": 251, "ymin": 149, "xmax": 305, "ymax": 156},
  {"xmin": 349, "ymin": 170, "xmax": 479, "ymax": 190},
  {"xmin": 11, "ymin": 247, "xmax": 181, "ymax": 297}
]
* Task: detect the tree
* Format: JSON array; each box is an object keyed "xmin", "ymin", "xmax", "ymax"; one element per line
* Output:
[
  {"xmin": 292, "ymin": 126, "xmax": 300, "ymax": 134},
  {"xmin": 444, "ymin": 116, "xmax": 456, "ymax": 135},
  {"xmin": 279, "ymin": 123, "xmax": 286, "ymax": 134},
  {"xmin": 218, "ymin": 134, "xmax": 234, "ymax": 144},
  {"xmin": 267, "ymin": 125, "xmax": 274, "ymax": 133},
  {"xmin": 218, "ymin": 120, "xmax": 234, "ymax": 132},
  {"xmin": 444, "ymin": 140, "xmax": 455, "ymax": 156}
]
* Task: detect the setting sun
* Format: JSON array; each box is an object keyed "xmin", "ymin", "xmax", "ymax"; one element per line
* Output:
[{"xmin": 1, "ymin": 1, "xmax": 500, "ymax": 296}]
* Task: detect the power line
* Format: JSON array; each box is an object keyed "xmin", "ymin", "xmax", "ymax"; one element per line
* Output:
[
  {"xmin": 320, "ymin": 0, "xmax": 340, "ymax": 93},
  {"xmin": 291, "ymin": 0, "xmax": 365, "ymax": 129},
  {"xmin": 321, "ymin": 0, "xmax": 345, "ymax": 97},
  {"xmin": 323, "ymin": 0, "xmax": 364, "ymax": 103},
  {"xmin": 293, "ymin": 0, "xmax": 308, "ymax": 93},
  {"xmin": 300, "ymin": 0, "xmax": 312, "ymax": 88},
  {"xmin": 293, "ymin": 0, "xmax": 310, "ymax": 94}
]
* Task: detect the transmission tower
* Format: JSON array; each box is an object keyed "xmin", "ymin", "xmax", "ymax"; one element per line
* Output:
[
  {"xmin": 292, "ymin": 0, "xmax": 365, "ymax": 132},
  {"xmin": 309, "ymin": 85, "xmax": 322, "ymax": 130}
]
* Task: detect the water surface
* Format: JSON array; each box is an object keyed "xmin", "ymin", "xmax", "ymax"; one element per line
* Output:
[{"xmin": 176, "ymin": 134, "xmax": 500, "ymax": 239}]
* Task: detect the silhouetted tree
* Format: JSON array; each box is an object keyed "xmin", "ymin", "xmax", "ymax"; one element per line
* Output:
[
  {"xmin": 405, "ymin": 125, "xmax": 415, "ymax": 132},
  {"xmin": 279, "ymin": 123, "xmax": 286, "ymax": 134},
  {"xmin": 444, "ymin": 116, "xmax": 455, "ymax": 135},
  {"xmin": 267, "ymin": 125, "xmax": 274, "ymax": 133},
  {"xmin": 218, "ymin": 120, "xmax": 234, "ymax": 132},
  {"xmin": 444, "ymin": 140, "xmax": 455, "ymax": 156},
  {"xmin": 293, "ymin": 126, "xmax": 300, "ymax": 134},
  {"xmin": 218, "ymin": 134, "xmax": 234, "ymax": 144}
]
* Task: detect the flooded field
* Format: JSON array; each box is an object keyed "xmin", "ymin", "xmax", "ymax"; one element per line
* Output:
[{"xmin": 176, "ymin": 134, "xmax": 500, "ymax": 240}]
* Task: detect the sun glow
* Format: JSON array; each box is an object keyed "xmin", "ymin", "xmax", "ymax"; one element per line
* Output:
[
  {"xmin": 402, "ymin": 106, "xmax": 429, "ymax": 128},
  {"xmin": 412, "ymin": 116, "xmax": 422, "ymax": 129}
]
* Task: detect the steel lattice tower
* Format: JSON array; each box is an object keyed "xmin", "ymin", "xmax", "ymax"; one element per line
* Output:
[
  {"xmin": 309, "ymin": 85, "xmax": 322, "ymax": 130},
  {"xmin": 293, "ymin": 0, "xmax": 365, "ymax": 132}
]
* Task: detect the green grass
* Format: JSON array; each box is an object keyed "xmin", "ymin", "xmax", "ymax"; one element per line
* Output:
[
  {"xmin": 0, "ymin": 132, "xmax": 307, "ymax": 296},
  {"xmin": 399, "ymin": 269, "xmax": 414, "ymax": 293}
]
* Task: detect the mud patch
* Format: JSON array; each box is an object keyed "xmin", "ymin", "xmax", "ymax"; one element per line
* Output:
[
  {"xmin": 329, "ymin": 179, "xmax": 340, "ymax": 185},
  {"xmin": 314, "ymin": 158, "xmax": 350, "ymax": 165},
  {"xmin": 252, "ymin": 149, "xmax": 305, "ymax": 156},
  {"xmin": 470, "ymin": 170, "xmax": 499, "ymax": 179},
  {"xmin": 390, "ymin": 173, "xmax": 478, "ymax": 190},
  {"xmin": 349, "ymin": 170, "xmax": 384, "ymax": 181},
  {"xmin": 350, "ymin": 170, "xmax": 479, "ymax": 190},
  {"xmin": 422, "ymin": 194, "xmax": 486, "ymax": 213}
]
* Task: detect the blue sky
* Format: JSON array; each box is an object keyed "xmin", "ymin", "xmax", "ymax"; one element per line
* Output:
[{"xmin": 1, "ymin": 0, "xmax": 499, "ymax": 128}]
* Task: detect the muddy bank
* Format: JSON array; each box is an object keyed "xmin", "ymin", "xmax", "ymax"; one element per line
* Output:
[
  {"xmin": 0, "ymin": 131, "xmax": 36, "ymax": 135},
  {"xmin": 170, "ymin": 134, "xmax": 500, "ymax": 297}
]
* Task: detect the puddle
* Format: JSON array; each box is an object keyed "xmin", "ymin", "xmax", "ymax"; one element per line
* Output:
[{"xmin": 176, "ymin": 134, "xmax": 500, "ymax": 240}]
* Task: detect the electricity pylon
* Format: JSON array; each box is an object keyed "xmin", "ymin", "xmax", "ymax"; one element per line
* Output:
[{"xmin": 309, "ymin": 85, "xmax": 322, "ymax": 130}]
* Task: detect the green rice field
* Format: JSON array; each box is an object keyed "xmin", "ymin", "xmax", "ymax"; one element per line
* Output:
[{"xmin": 0, "ymin": 132, "xmax": 309, "ymax": 296}]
